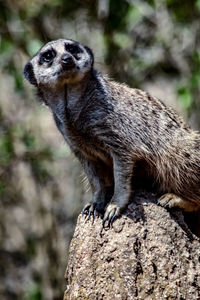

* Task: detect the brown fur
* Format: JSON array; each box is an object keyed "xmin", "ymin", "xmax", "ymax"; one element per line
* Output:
[{"xmin": 24, "ymin": 39, "xmax": 200, "ymax": 226}]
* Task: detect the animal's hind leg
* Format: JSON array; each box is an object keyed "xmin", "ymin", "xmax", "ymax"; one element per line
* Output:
[{"xmin": 158, "ymin": 193, "xmax": 199, "ymax": 212}]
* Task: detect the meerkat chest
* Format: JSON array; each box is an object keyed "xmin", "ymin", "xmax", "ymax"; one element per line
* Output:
[
  {"xmin": 67, "ymin": 123, "xmax": 109, "ymax": 163},
  {"xmin": 53, "ymin": 111, "xmax": 109, "ymax": 163}
]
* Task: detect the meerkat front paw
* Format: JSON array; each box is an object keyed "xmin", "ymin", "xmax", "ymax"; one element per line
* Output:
[
  {"xmin": 102, "ymin": 204, "xmax": 120, "ymax": 228},
  {"xmin": 82, "ymin": 199, "xmax": 106, "ymax": 222},
  {"xmin": 82, "ymin": 202, "xmax": 99, "ymax": 222},
  {"xmin": 158, "ymin": 193, "xmax": 198, "ymax": 212},
  {"xmin": 158, "ymin": 193, "xmax": 179, "ymax": 208}
]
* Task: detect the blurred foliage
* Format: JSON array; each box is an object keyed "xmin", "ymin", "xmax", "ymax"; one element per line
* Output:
[{"xmin": 0, "ymin": 0, "xmax": 200, "ymax": 299}]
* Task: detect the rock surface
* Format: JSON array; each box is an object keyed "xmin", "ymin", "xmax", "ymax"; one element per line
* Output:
[{"xmin": 64, "ymin": 191, "xmax": 200, "ymax": 300}]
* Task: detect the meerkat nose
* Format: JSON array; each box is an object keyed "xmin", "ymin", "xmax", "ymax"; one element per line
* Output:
[{"xmin": 61, "ymin": 54, "xmax": 75, "ymax": 69}]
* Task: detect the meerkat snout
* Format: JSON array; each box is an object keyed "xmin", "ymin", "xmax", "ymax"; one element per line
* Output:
[{"xmin": 61, "ymin": 53, "xmax": 75, "ymax": 69}]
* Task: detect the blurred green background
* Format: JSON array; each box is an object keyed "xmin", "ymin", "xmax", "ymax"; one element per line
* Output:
[{"xmin": 0, "ymin": 0, "xmax": 200, "ymax": 299}]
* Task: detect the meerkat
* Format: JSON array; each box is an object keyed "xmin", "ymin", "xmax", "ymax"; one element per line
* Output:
[{"xmin": 24, "ymin": 38, "xmax": 200, "ymax": 227}]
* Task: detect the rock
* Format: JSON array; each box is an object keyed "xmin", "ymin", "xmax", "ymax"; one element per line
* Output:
[{"xmin": 64, "ymin": 191, "xmax": 200, "ymax": 300}]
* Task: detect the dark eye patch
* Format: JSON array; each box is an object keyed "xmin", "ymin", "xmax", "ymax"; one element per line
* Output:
[
  {"xmin": 39, "ymin": 49, "xmax": 56, "ymax": 65},
  {"xmin": 65, "ymin": 43, "xmax": 83, "ymax": 60}
]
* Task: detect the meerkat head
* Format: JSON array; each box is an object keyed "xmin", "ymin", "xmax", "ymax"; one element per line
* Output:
[{"xmin": 24, "ymin": 39, "xmax": 94, "ymax": 87}]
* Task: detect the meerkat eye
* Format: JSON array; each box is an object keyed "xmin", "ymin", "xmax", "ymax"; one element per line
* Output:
[
  {"xmin": 65, "ymin": 43, "xmax": 83, "ymax": 60},
  {"xmin": 40, "ymin": 49, "xmax": 56, "ymax": 64},
  {"xmin": 65, "ymin": 44, "xmax": 78, "ymax": 53}
]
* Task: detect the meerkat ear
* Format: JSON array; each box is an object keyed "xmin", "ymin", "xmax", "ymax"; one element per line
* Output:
[
  {"xmin": 84, "ymin": 46, "xmax": 94, "ymax": 67},
  {"xmin": 24, "ymin": 62, "xmax": 38, "ymax": 86}
]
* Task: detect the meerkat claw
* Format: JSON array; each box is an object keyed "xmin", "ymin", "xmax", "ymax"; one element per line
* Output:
[
  {"xmin": 86, "ymin": 209, "xmax": 93, "ymax": 221},
  {"xmin": 82, "ymin": 202, "xmax": 99, "ymax": 223},
  {"xmin": 102, "ymin": 204, "xmax": 120, "ymax": 228},
  {"xmin": 81, "ymin": 203, "xmax": 91, "ymax": 216},
  {"xmin": 93, "ymin": 209, "xmax": 99, "ymax": 224},
  {"xmin": 158, "ymin": 194, "xmax": 174, "ymax": 208},
  {"xmin": 108, "ymin": 214, "xmax": 117, "ymax": 228}
]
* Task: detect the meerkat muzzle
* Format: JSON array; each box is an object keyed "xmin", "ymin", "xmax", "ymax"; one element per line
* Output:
[{"xmin": 61, "ymin": 54, "xmax": 75, "ymax": 69}]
